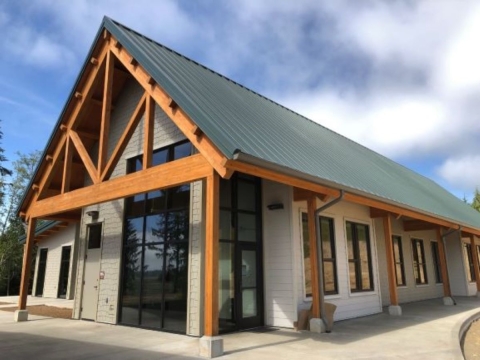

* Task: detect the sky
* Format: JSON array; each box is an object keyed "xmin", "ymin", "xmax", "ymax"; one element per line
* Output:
[{"xmin": 1, "ymin": 0, "xmax": 479, "ymax": 201}]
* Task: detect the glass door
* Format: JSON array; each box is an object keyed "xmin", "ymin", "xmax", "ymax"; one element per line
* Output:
[{"xmin": 219, "ymin": 174, "xmax": 263, "ymax": 332}]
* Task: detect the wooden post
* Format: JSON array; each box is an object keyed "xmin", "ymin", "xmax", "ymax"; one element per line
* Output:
[
  {"xmin": 307, "ymin": 196, "xmax": 320, "ymax": 318},
  {"xmin": 437, "ymin": 228, "xmax": 452, "ymax": 297},
  {"xmin": 18, "ymin": 218, "xmax": 37, "ymax": 310},
  {"xmin": 143, "ymin": 95, "xmax": 155, "ymax": 170},
  {"xmin": 383, "ymin": 215, "xmax": 398, "ymax": 306},
  {"xmin": 98, "ymin": 50, "xmax": 114, "ymax": 176},
  {"xmin": 204, "ymin": 172, "xmax": 219, "ymax": 336},
  {"xmin": 470, "ymin": 235, "xmax": 480, "ymax": 292}
]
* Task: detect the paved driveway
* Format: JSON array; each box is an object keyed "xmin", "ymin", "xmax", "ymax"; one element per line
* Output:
[{"xmin": 0, "ymin": 296, "xmax": 479, "ymax": 359}]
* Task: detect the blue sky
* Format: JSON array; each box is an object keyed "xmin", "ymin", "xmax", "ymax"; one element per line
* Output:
[{"xmin": 1, "ymin": 1, "xmax": 480, "ymax": 200}]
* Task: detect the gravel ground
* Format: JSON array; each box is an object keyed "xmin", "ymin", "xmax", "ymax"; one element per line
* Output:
[
  {"xmin": 0, "ymin": 305, "xmax": 72, "ymax": 319},
  {"xmin": 464, "ymin": 319, "xmax": 480, "ymax": 359}
]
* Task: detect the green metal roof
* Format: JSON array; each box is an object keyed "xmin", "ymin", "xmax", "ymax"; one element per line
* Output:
[{"xmin": 103, "ymin": 17, "xmax": 480, "ymax": 229}]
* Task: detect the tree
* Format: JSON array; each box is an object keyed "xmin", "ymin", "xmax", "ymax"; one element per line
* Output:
[
  {"xmin": 0, "ymin": 150, "xmax": 41, "ymax": 295},
  {"xmin": 472, "ymin": 188, "xmax": 480, "ymax": 213},
  {"xmin": 0, "ymin": 122, "xmax": 11, "ymax": 177}
]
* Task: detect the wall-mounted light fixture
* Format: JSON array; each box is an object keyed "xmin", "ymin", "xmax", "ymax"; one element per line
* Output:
[
  {"xmin": 86, "ymin": 210, "xmax": 99, "ymax": 219},
  {"xmin": 267, "ymin": 203, "xmax": 284, "ymax": 211}
]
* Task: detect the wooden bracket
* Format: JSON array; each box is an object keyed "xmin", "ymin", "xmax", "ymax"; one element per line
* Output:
[
  {"xmin": 90, "ymin": 57, "xmax": 99, "ymax": 66},
  {"xmin": 75, "ymin": 92, "xmax": 83, "ymax": 99},
  {"xmin": 46, "ymin": 155, "xmax": 53, "ymax": 162},
  {"xmin": 60, "ymin": 125, "xmax": 67, "ymax": 132},
  {"xmin": 192, "ymin": 125, "xmax": 203, "ymax": 137},
  {"xmin": 32, "ymin": 184, "xmax": 39, "ymax": 192},
  {"xmin": 147, "ymin": 76, "xmax": 156, "ymax": 86},
  {"xmin": 130, "ymin": 57, "xmax": 138, "ymax": 68},
  {"xmin": 114, "ymin": 40, "xmax": 122, "ymax": 50}
]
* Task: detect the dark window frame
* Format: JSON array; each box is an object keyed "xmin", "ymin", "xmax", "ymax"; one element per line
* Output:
[
  {"xmin": 87, "ymin": 223, "xmax": 103, "ymax": 249},
  {"xmin": 431, "ymin": 241, "xmax": 443, "ymax": 284},
  {"xmin": 392, "ymin": 235, "xmax": 406, "ymax": 286},
  {"xmin": 411, "ymin": 238, "xmax": 428, "ymax": 285},
  {"xmin": 463, "ymin": 243, "xmax": 476, "ymax": 283},
  {"xmin": 301, "ymin": 213, "xmax": 338, "ymax": 297},
  {"xmin": 347, "ymin": 221, "xmax": 374, "ymax": 293}
]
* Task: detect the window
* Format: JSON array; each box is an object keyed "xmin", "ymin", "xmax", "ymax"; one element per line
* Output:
[
  {"xmin": 411, "ymin": 239, "xmax": 428, "ymax": 285},
  {"xmin": 119, "ymin": 140, "xmax": 192, "ymax": 333},
  {"xmin": 431, "ymin": 241, "xmax": 443, "ymax": 284},
  {"xmin": 301, "ymin": 213, "xmax": 338, "ymax": 296},
  {"xmin": 87, "ymin": 224, "xmax": 102, "ymax": 249},
  {"xmin": 392, "ymin": 235, "xmax": 406, "ymax": 286},
  {"xmin": 463, "ymin": 243, "xmax": 476, "ymax": 283},
  {"xmin": 346, "ymin": 221, "xmax": 373, "ymax": 292}
]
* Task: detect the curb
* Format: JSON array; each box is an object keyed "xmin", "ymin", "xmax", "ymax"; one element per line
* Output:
[{"xmin": 453, "ymin": 308, "xmax": 480, "ymax": 359}]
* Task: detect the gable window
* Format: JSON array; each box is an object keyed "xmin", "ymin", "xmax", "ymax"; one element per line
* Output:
[
  {"xmin": 411, "ymin": 239, "xmax": 428, "ymax": 285},
  {"xmin": 463, "ymin": 243, "xmax": 476, "ymax": 283},
  {"xmin": 431, "ymin": 241, "xmax": 443, "ymax": 284},
  {"xmin": 301, "ymin": 213, "xmax": 338, "ymax": 296},
  {"xmin": 346, "ymin": 221, "xmax": 373, "ymax": 292},
  {"xmin": 392, "ymin": 235, "xmax": 406, "ymax": 286}
]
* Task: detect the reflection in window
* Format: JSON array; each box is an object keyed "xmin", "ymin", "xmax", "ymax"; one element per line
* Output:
[
  {"xmin": 347, "ymin": 221, "xmax": 373, "ymax": 292},
  {"xmin": 411, "ymin": 238, "xmax": 428, "ymax": 285},
  {"xmin": 393, "ymin": 236, "xmax": 406, "ymax": 286}
]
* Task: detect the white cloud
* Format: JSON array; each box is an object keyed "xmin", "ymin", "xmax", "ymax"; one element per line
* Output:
[{"xmin": 437, "ymin": 156, "xmax": 480, "ymax": 190}]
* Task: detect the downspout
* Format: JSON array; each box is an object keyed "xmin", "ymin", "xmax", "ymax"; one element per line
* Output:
[
  {"xmin": 440, "ymin": 226, "xmax": 461, "ymax": 306},
  {"xmin": 314, "ymin": 190, "xmax": 344, "ymax": 332}
]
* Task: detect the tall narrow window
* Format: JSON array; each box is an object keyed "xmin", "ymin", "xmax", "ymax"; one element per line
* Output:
[
  {"xmin": 463, "ymin": 243, "xmax": 476, "ymax": 283},
  {"xmin": 346, "ymin": 221, "xmax": 373, "ymax": 292},
  {"xmin": 392, "ymin": 235, "xmax": 405, "ymax": 286},
  {"xmin": 301, "ymin": 213, "xmax": 338, "ymax": 296},
  {"xmin": 411, "ymin": 239, "xmax": 428, "ymax": 285},
  {"xmin": 431, "ymin": 241, "xmax": 443, "ymax": 284}
]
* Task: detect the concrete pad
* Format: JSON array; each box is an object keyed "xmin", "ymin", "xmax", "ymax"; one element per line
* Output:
[
  {"xmin": 199, "ymin": 336, "xmax": 223, "ymax": 358},
  {"xmin": 14, "ymin": 310, "xmax": 28, "ymax": 322},
  {"xmin": 388, "ymin": 305, "xmax": 402, "ymax": 316}
]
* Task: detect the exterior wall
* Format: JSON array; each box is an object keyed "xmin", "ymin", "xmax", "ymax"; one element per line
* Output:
[
  {"xmin": 262, "ymin": 180, "xmax": 296, "ymax": 328},
  {"xmin": 293, "ymin": 199, "xmax": 382, "ymax": 321},
  {"xmin": 376, "ymin": 218, "xmax": 444, "ymax": 307},
  {"xmin": 72, "ymin": 79, "xmax": 203, "ymax": 335},
  {"xmin": 32, "ymin": 223, "xmax": 77, "ymax": 299}
]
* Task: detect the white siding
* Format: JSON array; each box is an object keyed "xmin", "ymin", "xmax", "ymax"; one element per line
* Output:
[
  {"xmin": 262, "ymin": 180, "xmax": 296, "ymax": 328},
  {"xmin": 32, "ymin": 223, "xmax": 77, "ymax": 299},
  {"xmin": 376, "ymin": 218, "xmax": 444, "ymax": 306},
  {"xmin": 293, "ymin": 199, "xmax": 382, "ymax": 321}
]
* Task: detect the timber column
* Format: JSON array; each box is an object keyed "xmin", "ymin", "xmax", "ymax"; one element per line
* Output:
[
  {"xmin": 199, "ymin": 172, "xmax": 223, "ymax": 358},
  {"xmin": 469, "ymin": 235, "xmax": 480, "ymax": 296},
  {"xmin": 437, "ymin": 228, "xmax": 454, "ymax": 305},
  {"xmin": 15, "ymin": 218, "xmax": 37, "ymax": 322},
  {"xmin": 383, "ymin": 215, "xmax": 401, "ymax": 315}
]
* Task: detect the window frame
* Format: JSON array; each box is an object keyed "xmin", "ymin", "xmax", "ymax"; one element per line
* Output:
[
  {"xmin": 392, "ymin": 235, "xmax": 406, "ymax": 287},
  {"xmin": 430, "ymin": 241, "xmax": 443, "ymax": 284},
  {"xmin": 463, "ymin": 243, "xmax": 476, "ymax": 283},
  {"xmin": 300, "ymin": 211, "xmax": 339, "ymax": 298},
  {"xmin": 411, "ymin": 238, "xmax": 428, "ymax": 285},
  {"xmin": 346, "ymin": 220, "xmax": 374, "ymax": 293}
]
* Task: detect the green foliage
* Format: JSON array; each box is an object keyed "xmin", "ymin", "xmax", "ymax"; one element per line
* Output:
[
  {"xmin": 0, "ymin": 150, "xmax": 41, "ymax": 295},
  {"xmin": 472, "ymin": 188, "xmax": 480, "ymax": 213}
]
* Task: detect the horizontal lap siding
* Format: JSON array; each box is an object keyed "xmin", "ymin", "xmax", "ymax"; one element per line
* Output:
[
  {"xmin": 33, "ymin": 224, "xmax": 77, "ymax": 299},
  {"xmin": 376, "ymin": 219, "xmax": 444, "ymax": 306},
  {"xmin": 262, "ymin": 180, "xmax": 295, "ymax": 328},
  {"xmin": 293, "ymin": 200, "xmax": 382, "ymax": 322}
]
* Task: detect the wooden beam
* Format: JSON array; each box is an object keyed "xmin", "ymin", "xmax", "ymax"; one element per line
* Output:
[
  {"xmin": 101, "ymin": 93, "xmax": 147, "ymax": 181},
  {"xmin": 42, "ymin": 214, "xmax": 81, "ymax": 222},
  {"xmin": 470, "ymin": 235, "xmax": 480, "ymax": 292},
  {"xmin": 30, "ymin": 154, "xmax": 211, "ymax": 218},
  {"xmin": 403, "ymin": 220, "xmax": 438, "ymax": 232},
  {"xmin": 293, "ymin": 187, "xmax": 329, "ymax": 202},
  {"xmin": 69, "ymin": 130, "xmax": 99, "ymax": 184},
  {"xmin": 204, "ymin": 171, "xmax": 219, "ymax": 336},
  {"xmin": 98, "ymin": 50, "xmax": 114, "ymax": 176},
  {"xmin": 76, "ymin": 130, "xmax": 100, "ymax": 141},
  {"xmin": 110, "ymin": 42, "xmax": 233, "ymax": 179},
  {"xmin": 18, "ymin": 218, "xmax": 36, "ymax": 310},
  {"xmin": 307, "ymin": 196, "xmax": 320, "ymax": 318},
  {"xmin": 437, "ymin": 228, "xmax": 452, "ymax": 297},
  {"xmin": 61, "ymin": 137, "xmax": 73, "ymax": 194},
  {"xmin": 383, "ymin": 215, "xmax": 399, "ymax": 306},
  {"xmin": 35, "ymin": 137, "xmax": 67, "ymax": 203},
  {"xmin": 143, "ymin": 95, "xmax": 155, "ymax": 170}
]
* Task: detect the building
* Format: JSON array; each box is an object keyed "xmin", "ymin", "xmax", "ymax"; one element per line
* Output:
[{"xmin": 16, "ymin": 17, "xmax": 480, "ymax": 358}]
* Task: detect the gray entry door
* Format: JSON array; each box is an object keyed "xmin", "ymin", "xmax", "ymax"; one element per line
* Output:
[{"xmin": 81, "ymin": 223, "xmax": 102, "ymax": 320}]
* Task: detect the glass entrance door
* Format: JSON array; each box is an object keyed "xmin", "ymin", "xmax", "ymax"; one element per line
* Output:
[{"xmin": 219, "ymin": 174, "xmax": 263, "ymax": 332}]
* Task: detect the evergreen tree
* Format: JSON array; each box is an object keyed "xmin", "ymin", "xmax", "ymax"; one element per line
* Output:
[{"xmin": 472, "ymin": 188, "xmax": 480, "ymax": 212}]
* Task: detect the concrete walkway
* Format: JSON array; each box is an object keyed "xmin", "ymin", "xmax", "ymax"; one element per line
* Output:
[
  {"xmin": 0, "ymin": 295, "xmax": 73, "ymax": 309},
  {"xmin": 0, "ymin": 296, "xmax": 478, "ymax": 359}
]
